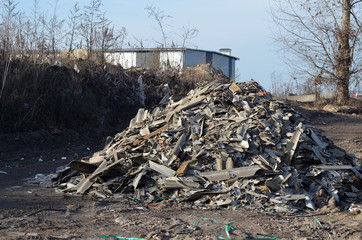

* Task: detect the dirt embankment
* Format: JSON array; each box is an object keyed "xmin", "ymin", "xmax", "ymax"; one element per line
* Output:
[
  {"xmin": 296, "ymin": 106, "xmax": 362, "ymax": 160},
  {"xmin": 0, "ymin": 61, "xmax": 205, "ymax": 134}
]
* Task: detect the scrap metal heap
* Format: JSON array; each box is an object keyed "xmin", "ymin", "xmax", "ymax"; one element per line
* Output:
[{"xmin": 53, "ymin": 80, "xmax": 361, "ymax": 212}]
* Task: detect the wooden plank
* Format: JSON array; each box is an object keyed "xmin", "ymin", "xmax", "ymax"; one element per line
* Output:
[
  {"xmin": 176, "ymin": 159, "xmax": 198, "ymax": 176},
  {"xmin": 132, "ymin": 124, "xmax": 169, "ymax": 146},
  {"xmin": 229, "ymin": 83, "xmax": 242, "ymax": 94}
]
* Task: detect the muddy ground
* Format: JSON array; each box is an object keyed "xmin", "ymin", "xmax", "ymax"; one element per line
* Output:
[{"xmin": 0, "ymin": 106, "xmax": 361, "ymax": 240}]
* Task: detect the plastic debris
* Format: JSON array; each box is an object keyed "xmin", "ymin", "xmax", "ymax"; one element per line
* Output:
[
  {"xmin": 348, "ymin": 206, "xmax": 361, "ymax": 214},
  {"xmin": 102, "ymin": 236, "xmax": 149, "ymax": 240},
  {"xmin": 314, "ymin": 216, "xmax": 323, "ymax": 227}
]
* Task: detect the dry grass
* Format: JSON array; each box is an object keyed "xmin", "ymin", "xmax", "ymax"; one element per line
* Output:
[{"xmin": 0, "ymin": 59, "xmax": 214, "ymax": 132}]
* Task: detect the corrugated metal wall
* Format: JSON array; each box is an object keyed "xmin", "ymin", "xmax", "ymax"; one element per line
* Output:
[{"xmin": 104, "ymin": 49, "xmax": 236, "ymax": 78}]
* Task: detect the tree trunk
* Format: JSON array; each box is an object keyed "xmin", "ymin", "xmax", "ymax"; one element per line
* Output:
[{"xmin": 335, "ymin": 0, "xmax": 352, "ymax": 105}]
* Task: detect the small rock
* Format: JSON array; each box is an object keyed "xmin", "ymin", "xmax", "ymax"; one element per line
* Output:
[
  {"xmin": 328, "ymin": 196, "xmax": 336, "ymax": 208},
  {"xmin": 323, "ymin": 104, "xmax": 338, "ymax": 112}
]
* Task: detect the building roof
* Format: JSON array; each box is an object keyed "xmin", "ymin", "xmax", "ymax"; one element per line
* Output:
[{"xmin": 106, "ymin": 47, "xmax": 239, "ymax": 60}]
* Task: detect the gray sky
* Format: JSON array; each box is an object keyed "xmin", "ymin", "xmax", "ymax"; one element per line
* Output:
[{"xmin": 19, "ymin": 0, "xmax": 288, "ymax": 91}]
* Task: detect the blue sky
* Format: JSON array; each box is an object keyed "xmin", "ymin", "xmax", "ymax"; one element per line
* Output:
[{"xmin": 18, "ymin": 0, "xmax": 287, "ymax": 91}]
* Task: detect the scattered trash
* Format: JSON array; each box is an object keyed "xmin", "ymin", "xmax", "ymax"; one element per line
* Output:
[
  {"xmin": 188, "ymin": 220, "xmax": 199, "ymax": 236},
  {"xmin": 219, "ymin": 222, "xmax": 234, "ymax": 240},
  {"xmin": 247, "ymin": 237, "xmax": 278, "ymax": 240},
  {"xmin": 188, "ymin": 216, "xmax": 234, "ymax": 240},
  {"xmin": 348, "ymin": 206, "xmax": 361, "ymax": 215},
  {"xmin": 27, "ymin": 204, "xmax": 78, "ymax": 217},
  {"xmin": 65, "ymin": 204, "xmax": 76, "ymax": 217},
  {"xmin": 188, "ymin": 216, "xmax": 277, "ymax": 240},
  {"xmin": 51, "ymin": 80, "xmax": 361, "ymax": 212},
  {"xmin": 191, "ymin": 216, "xmax": 220, "ymax": 225},
  {"xmin": 27, "ymin": 208, "xmax": 67, "ymax": 217},
  {"xmin": 188, "ymin": 216, "xmax": 221, "ymax": 236},
  {"xmin": 255, "ymin": 234, "xmax": 279, "ymax": 240},
  {"xmin": 313, "ymin": 216, "xmax": 323, "ymax": 227},
  {"xmin": 101, "ymin": 236, "xmax": 149, "ymax": 240},
  {"xmin": 26, "ymin": 173, "xmax": 57, "ymax": 187}
]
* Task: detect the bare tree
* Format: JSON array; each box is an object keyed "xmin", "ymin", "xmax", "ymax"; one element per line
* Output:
[
  {"xmin": 179, "ymin": 25, "xmax": 199, "ymax": 49},
  {"xmin": 145, "ymin": 5, "xmax": 171, "ymax": 49},
  {"xmin": 46, "ymin": 0, "xmax": 64, "ymax": 59},
  {"xmin": 30, "ymin": 0, "xmax": 40, "ymax": 58},
  {"xmin": 67, "ymin": 2, "xmax": 82, "ymax": 53},
  {"xmin": 98, "ymin": 13, "xmax": 127, "ymax": 60},
  {"xmin": 0, "ymin": 0, "xmax": 19, "ymax": 101},
  {"xmin": 271, "ymin": 0, "xmax": 361, "ymax": 105},
  {"xmin": 81, "ymin": 0, "xmax": 102, "ymax": 60},
  {"xmin": 132, "ymin": 36, "xmax": 144, "ymax": 49},
  {"xmin": 98, "ymin": 13, "xmax": 114, "ymax": 63},
  {"xmin": 37, "ymin": 14, "xmax": 47, "ymax": 58},
  {"xmin": 14, "ymin": 13, "xmax": 26, "ymax": 54},
  {"xmin": 145, "ymin": 5, "xmax": 200, "ymax": 71},
  {"xmin": 271, "ymin": 72, "xmax": 297, "ymax": 96},
  {"xmin": 115, "ymin": 27, "xmax": 127, "ymax": 49}
]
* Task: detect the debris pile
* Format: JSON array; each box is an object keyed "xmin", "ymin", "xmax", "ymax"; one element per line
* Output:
[
  {"xmin": 52, "ymin": 80, "xmax": 361, "ymax": 212},
  {"xmin": 180, "ymin": 64, "xmax": 230, "ymax": 83}
]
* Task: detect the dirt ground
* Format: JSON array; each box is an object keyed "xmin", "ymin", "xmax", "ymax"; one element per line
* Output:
[{"xmin": 0, "ymin": 106, "xmax": 361, "ymax": 240}]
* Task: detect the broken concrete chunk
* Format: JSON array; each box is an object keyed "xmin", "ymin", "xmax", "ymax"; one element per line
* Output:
[
  {"xmin": 76, "ymin": 159, "xmax": 108, "ymax": 194},
  {"xmin": 229, "ymin": 82, "xmax": 242, "ymax": 94},
  {"xmin": 139, "ymin": 126, "xmax": 150, "ymax": 136},
  {"xmin": 132, "ymin": 163, "xmax": 148, "ymax": 189},
  {"xmin": 226, "ymin": 157, "xmax": 234, "ymax": 170},
  {"xmin": 285, "ymin": 122, "xmax": 303, "ymax": 163},
  {"xmin": 163, "ymin": 177, "xmax": 201, "ymax": 189},
  {"xmin": 88, "ymin": 155, "xmax": 106, "ymax": 164},
  {"xmin": 149, "ymin": 160, "xmax": 175, "ymax": 177},
  {"xmin": 315, "ymin": 165, "xmax": 353, "ymax": 170},
  {"xmin": 312, "ymin": 146, "xmax": 327, "ymax": 164},
  {"xmin": 310, "ymin": 129, "xmax": 328, "ymax": 149},
  {"xmin": 215, "ymin": 156, "xmax": 223, "ymax": 171},
  {"xmin": 199, "ymin": 165, "xmax": 261, "ymax": 181},
  {"xmin": 166, "ymin": 132, "xmax": 187, "ymax": 165},
  {"xmin": 68, "ymin": 160, "xmax": 98, "ymax": 174},
  {"xmin": 177, "ymin": 95, "xmax": 206, "ymax": 112}
]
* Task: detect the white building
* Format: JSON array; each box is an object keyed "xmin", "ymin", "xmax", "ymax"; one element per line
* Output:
[{"xmin": 104, "ymin": 48, "xmax": 239, "ymax": 79}]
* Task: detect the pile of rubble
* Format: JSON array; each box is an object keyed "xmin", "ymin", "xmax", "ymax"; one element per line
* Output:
[
  {"xmin": 52, "ymin": 80, "xmax": 361, "ymax": 212},
  {"xmin": 180, "ymin": 64, "xmax": 230, "ymax": 83}
]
